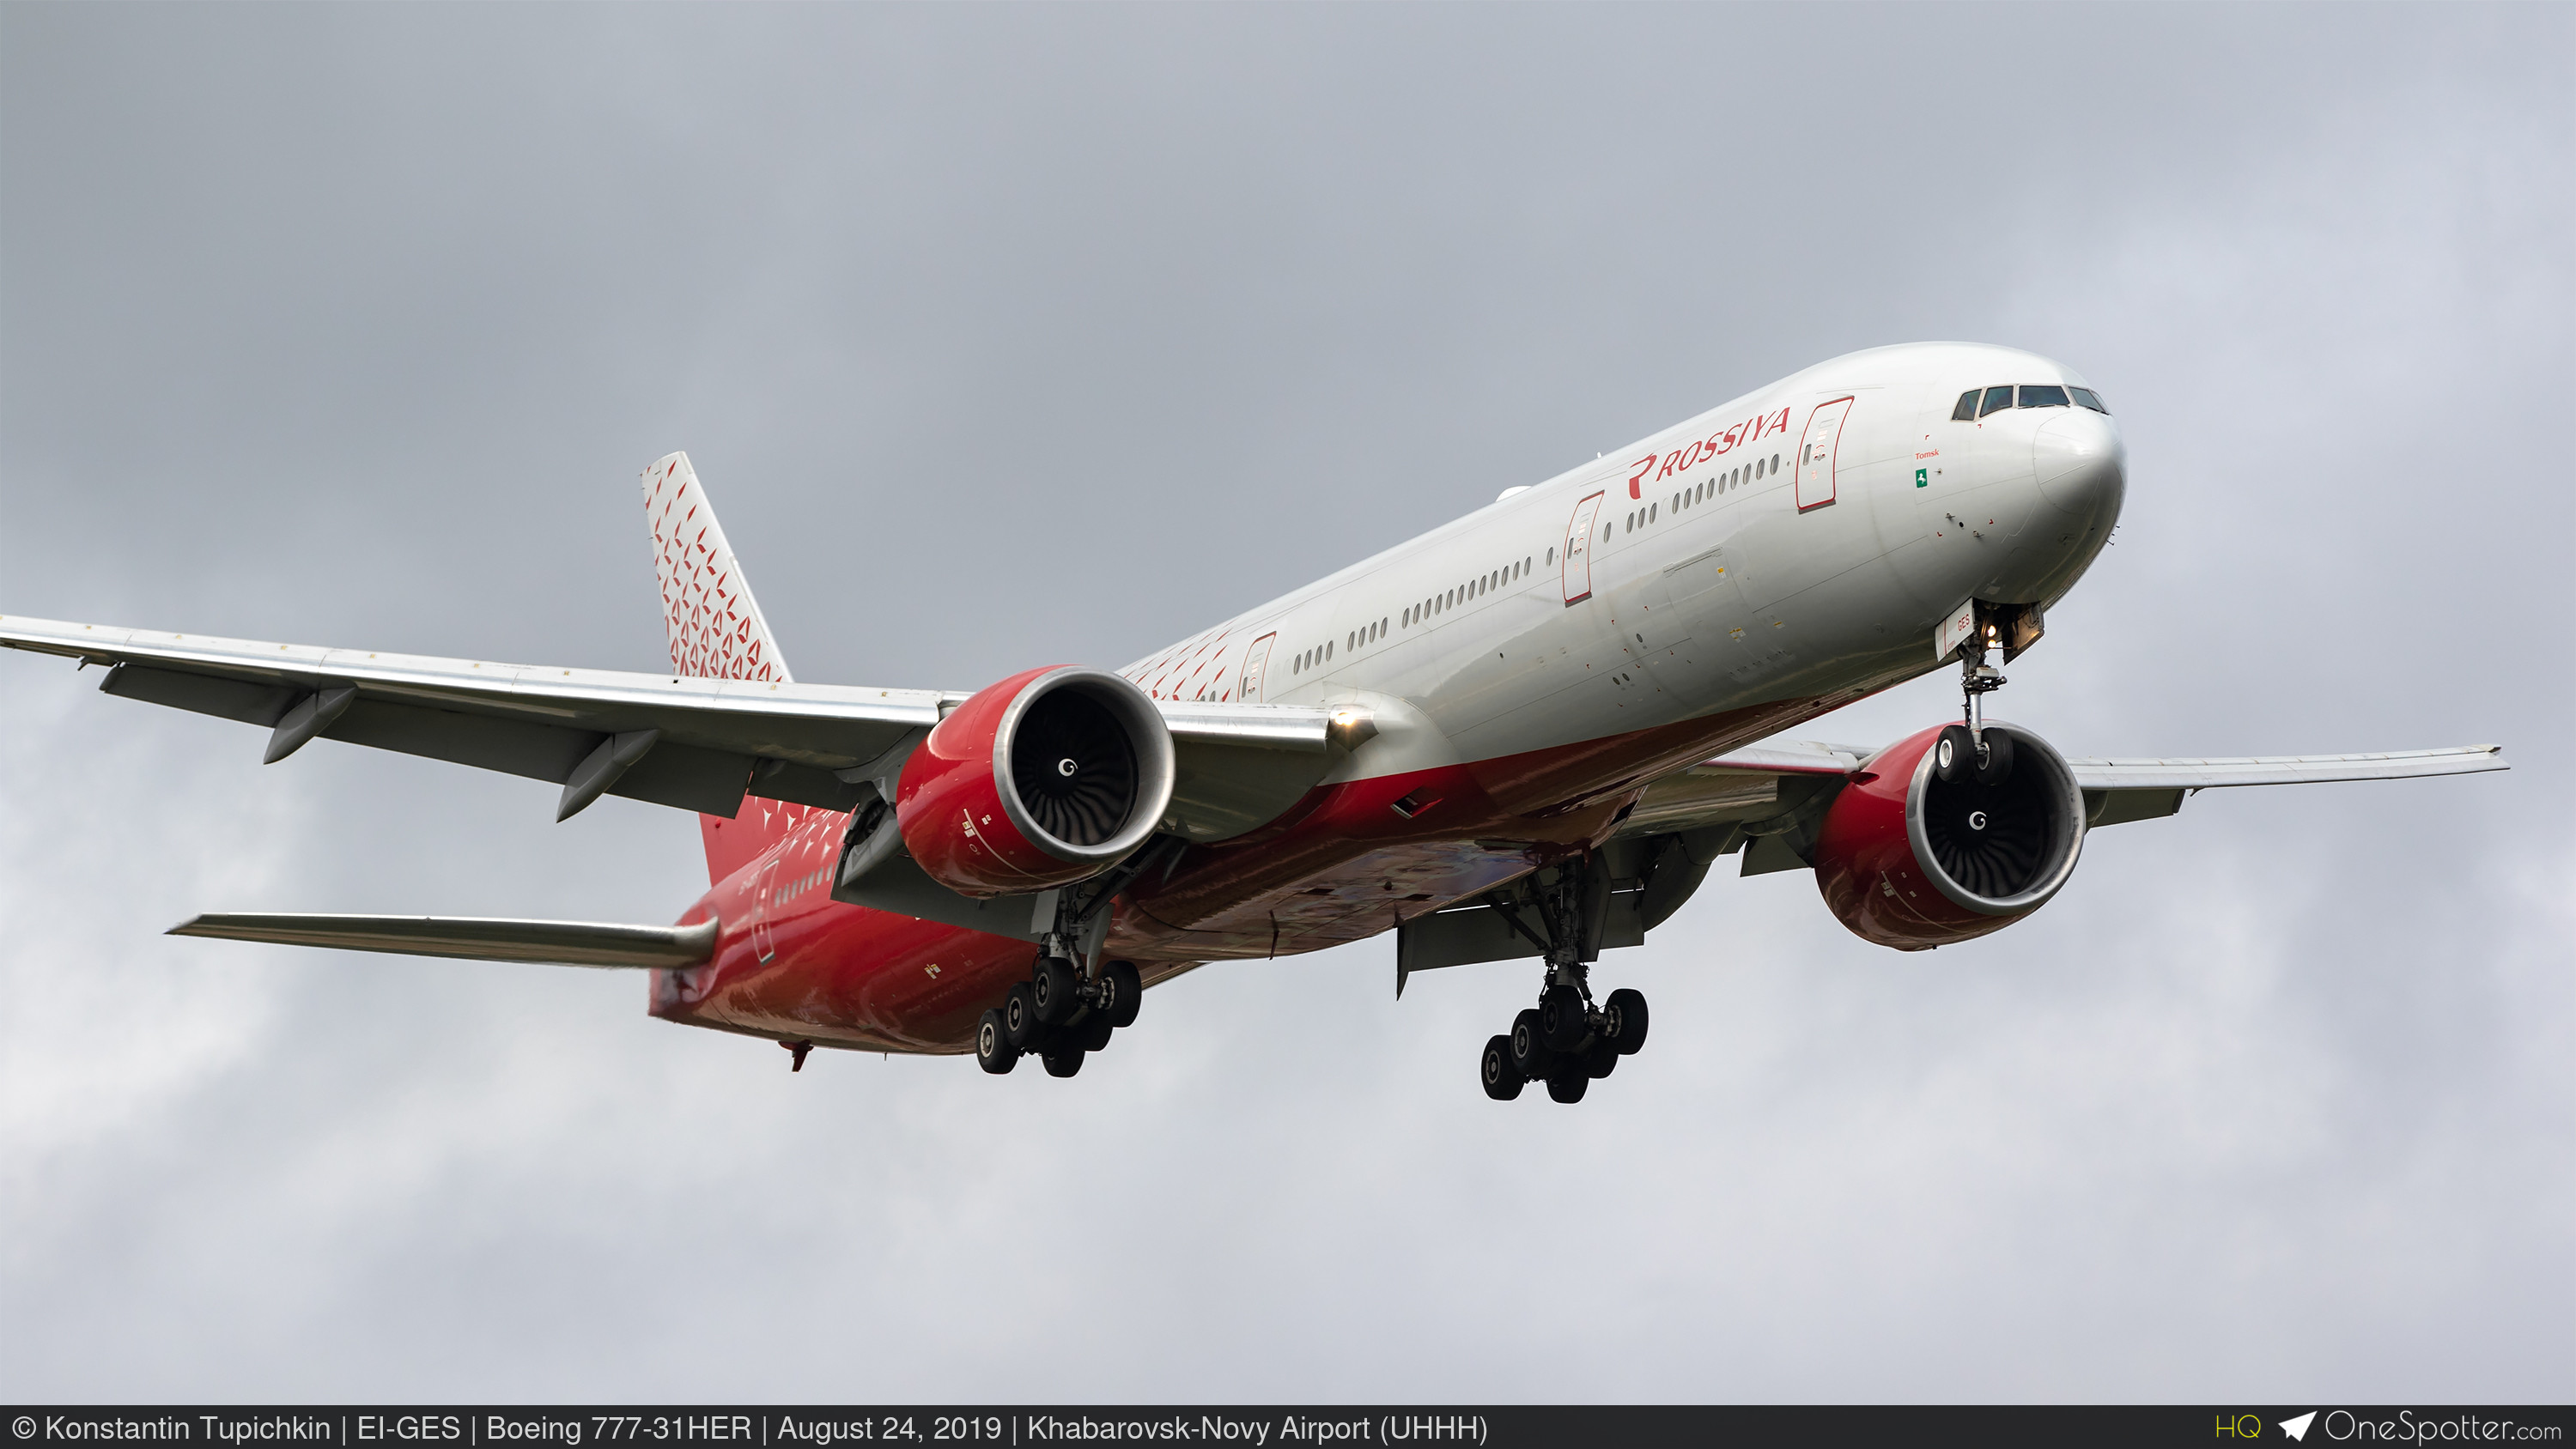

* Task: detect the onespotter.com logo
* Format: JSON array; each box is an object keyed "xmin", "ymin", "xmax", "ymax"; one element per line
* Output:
[{"xmin": 2236, "ymin": 1410, "xmax": 2562, "ymax": 1443}]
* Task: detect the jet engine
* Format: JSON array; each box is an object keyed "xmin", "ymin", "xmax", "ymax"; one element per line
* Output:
[
  {"xmin": 1810, "ymin": 721, "xmax": 2087, "ymax": 949},
  {"xmin": 896, "ymin": 665, "xmax": 1176, "ymax": 897}
]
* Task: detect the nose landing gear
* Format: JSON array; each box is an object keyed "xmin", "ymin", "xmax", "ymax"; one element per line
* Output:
[
  {"xmin": 1476, "ymin": 864, "xmax": 1652, "ymax": 1105},
  {"xmin": 1935, "ymin": 621, "xmax": 2015, "ymax": 786}
]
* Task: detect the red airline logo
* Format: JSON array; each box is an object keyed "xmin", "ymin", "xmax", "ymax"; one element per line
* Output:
[{"xmin": 1627, "ymin": 407, "xmax": 1795, "ymax": 497}]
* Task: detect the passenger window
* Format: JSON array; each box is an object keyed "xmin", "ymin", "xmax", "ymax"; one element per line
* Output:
[
  {"xmin": 2070, "ymin": 387, "xmax": 2110, "ymax": 414},
  {"xmin": 2018, "ymin": 384, "xmax": 2069, "ymax": 409},
  {"xmin": 1979, "ymin": 385, "xmax": 2014, "ymax": 417},
  {"xmin": 1952, "ymin": 390, "xmax": 1980, "ymax": 421}
]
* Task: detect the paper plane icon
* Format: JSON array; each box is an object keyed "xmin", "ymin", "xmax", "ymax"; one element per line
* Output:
[{"xmin": 2282, "ymin": 1412, "xmax": 2318, "ymax": 1442}]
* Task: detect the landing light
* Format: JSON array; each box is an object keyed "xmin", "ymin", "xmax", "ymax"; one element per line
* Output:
[{"xmin": 1327, "ymin": 708, "xmax": 1379, "ymax": 749}]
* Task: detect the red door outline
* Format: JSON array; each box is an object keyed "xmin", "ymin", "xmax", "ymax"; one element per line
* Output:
[
  {"xmin": 1796, "ymin": 397, "xmax": 1856, "ymax": 512},
  {"xmin": 1238, "ymin": 633, "xmax": 1277, "ymax": 702},
  {"xmin": 750, "ymin": 852, "xmax": 780, "ymax": 962},
  {"xmin": 1562, "ymin": 491, "xmax": 1605, "ymax": 604}
]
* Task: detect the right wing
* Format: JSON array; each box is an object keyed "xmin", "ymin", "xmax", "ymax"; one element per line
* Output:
[{"xmin": 0, "ymin": 614, "xmax": 1334, "ymax": 828}]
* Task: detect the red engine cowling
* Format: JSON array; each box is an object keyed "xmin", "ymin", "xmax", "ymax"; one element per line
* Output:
[
  {"xmin": 896, "ymin": 665, "xmax": 1177, "ymax": 897},
  {"xmin": 1812, "ymin": 721, "xmax": 2087, "ymax": 949}
]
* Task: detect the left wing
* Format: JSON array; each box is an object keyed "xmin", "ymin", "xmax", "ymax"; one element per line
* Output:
[
  {"xmin": 1621, "ymin": 736, "xmax": 2510, "ymax": 846},
  {"xmin": 0, "ymin": 614, "xmax": 1332, "ymax": 826}
]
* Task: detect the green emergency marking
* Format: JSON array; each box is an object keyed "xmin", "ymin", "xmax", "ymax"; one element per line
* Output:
[{"xmin": 1915, "ymin": 468, "xmax": 1929, "ymax": 488}]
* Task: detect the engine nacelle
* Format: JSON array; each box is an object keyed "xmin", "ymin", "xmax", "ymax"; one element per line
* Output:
[
  {"xmin": 896, "ymin": 665, "xmax": 1176, "ymax": 897},
  {"xmin": 1812, "ymin": 721, "xmax": 2087, "ymax": 949}
]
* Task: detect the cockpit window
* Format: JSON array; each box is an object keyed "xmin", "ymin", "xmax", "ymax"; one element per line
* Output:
[
  {"xmin": 1978, "ymin": 385, "xmax": 2014, "ymax": 417},
  {"xmin": 2069, "ymin": 386, "xmax": 2110, "ymax": 414},
  {"xmin": 2018, "ymin": 384, "xmax": 2070, "ymax": 409},
  {"xmin": 1951, "ymin": 390, "xmax": 1979, "ymax": 421}
]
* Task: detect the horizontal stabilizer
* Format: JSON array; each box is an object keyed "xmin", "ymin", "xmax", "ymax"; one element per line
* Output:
[{"xmin": 168, "ymin": 912, "xmax": 718, "ymax": 969}]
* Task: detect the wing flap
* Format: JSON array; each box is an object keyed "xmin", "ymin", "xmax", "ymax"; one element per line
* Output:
[{"xmin": 168, "ymin": 913, "xmax": 719, "ymax": 968}]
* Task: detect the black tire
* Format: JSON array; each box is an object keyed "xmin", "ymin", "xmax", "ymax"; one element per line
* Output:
[
  {"xmin": 1601, "ymin": 986, "xmax": 1650, "ymax": 1056},
  {"xmin": 1539, "ymin": 985, "xmax": 1590, "ymax": 1052},
  {"xmin": 975, "ymin": 1009, "xmax": 1019, "ymax": 1074},
  {"xmin": 1509, "ymin": 1009, "xmax": 1551, "ymax": 1081},
  {"xmin": 1585, "ymin": 1041, "xmax": 1619, "ymax": 1080},
  {"xmin": 1935, "ymin": 724, "xmax": 1974, "ymax": 784},
  {"xmin": 1042, "ymin": 1047, "xmax": 1084, "ymax": 1078},
  {"xmin": 1102, "ymin": 960, "xmax": 1144, "ymax": 1029},
  {"xmin": 1545, "ymin": 1070, "xmax": 1589, "ymax": 1104},
  {"xmin": 1031, "ymin": 955, "xmax": 1079, "ymax": 1023},
  {"xmin": 1972, "ymin": 728, "xmax": 2016, "ymax": 786},
  {"xmin": 1002, "ymin": 983, "xmax": 1042, "ymax": 1049},
  {"xmin": 1480, "ymin": 1035, "xmax": 1523, "ymax": 1100},
  {"xmin": 1077, "ymin": 1009, "xmax": 1115, "ymax": 1052}
]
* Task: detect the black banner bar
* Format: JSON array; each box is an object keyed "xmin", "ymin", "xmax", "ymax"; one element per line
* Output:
[{"xmin": 3, "ymin": 1408, "xmax": 2571, "ymax": 1449}]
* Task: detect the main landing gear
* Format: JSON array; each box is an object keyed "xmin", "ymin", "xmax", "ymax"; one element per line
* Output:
[
  {"xmin": 1479, "ymin": 983, "xmax": 1649, "ymax": 1104},
  {"xmin": 1477, "ymin": 862, "xmax": 1652, "ymax": 1105},
  {"xmin": 970, "ymin": 846, "xmax": 1169, "ymax": 1080},
  {"xmin": 974, "ymin": 956, "xmax": 1143, "ymax": 1079}
]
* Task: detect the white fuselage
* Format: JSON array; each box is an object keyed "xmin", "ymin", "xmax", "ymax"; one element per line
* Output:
[{"xmin": 1124, "ymin": 343, "xmax": 2127, "ymax": 780}]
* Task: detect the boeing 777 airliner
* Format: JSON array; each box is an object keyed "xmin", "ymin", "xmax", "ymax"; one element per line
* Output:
[{"xmin": 0, "ymin": 342, "xmax": 2507, "ymax": 1104}]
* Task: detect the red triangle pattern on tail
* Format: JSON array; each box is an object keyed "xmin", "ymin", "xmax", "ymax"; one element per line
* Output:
[
  {"xmin": 640, "ymin": 452, "xmax": 811, "ymax": 885},
  {"xmin": 642, "ymin": 452, "xmax": 792, "ymax": 686}
]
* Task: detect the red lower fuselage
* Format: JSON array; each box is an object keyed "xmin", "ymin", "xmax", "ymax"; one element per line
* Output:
[{"xmin": 651, "ymin": 689, "xmax": 1839, "ymax": 1053}]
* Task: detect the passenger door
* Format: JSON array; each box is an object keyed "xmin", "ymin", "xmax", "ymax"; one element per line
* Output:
[
  {"xmin": 1562, "ymin": 491, "xmax": 1605, "ymax": 604},
  {"xmin": 1236, "ymin": 633, "xmax": 1277, "ymax": 703},
  {"xmin": 1796, "ymin": 397, "xmax": 1856, "ymax": 512}
]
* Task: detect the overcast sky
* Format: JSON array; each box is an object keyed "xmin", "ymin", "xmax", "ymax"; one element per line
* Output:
[{"xmin": 3, "ymin": 3, "xmax": 2569, "ymax": 1404}]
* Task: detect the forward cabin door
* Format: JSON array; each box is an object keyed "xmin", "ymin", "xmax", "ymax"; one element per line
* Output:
[
  {"xmin": 1237, "ymin": 633, "xmax": 1277, "ymax": 703},
  {"xmin": 751, "ymin": 852, "xmax": 780, "ymax": 962},
  {"xmin": 1796, "ymin": 397, "xmax": 1856, "ymax": 512},
  {"xmin": 1562, "ymin": 491, "xmax": 1606, "ymax": 603}
]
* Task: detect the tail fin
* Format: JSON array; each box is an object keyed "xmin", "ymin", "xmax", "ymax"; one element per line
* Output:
[
  {"xmin": 641, "ymin": 452, "xmax": 793, "ymax": 684},
  {"xmin": 640, "ymin": 452, "xmax": 806, "ymax": 885}
]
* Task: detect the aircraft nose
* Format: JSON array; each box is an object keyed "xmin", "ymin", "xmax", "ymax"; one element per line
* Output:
[{"xmin": 2032, "ymin": 408, "xmax": 2125, "ymax": 524}]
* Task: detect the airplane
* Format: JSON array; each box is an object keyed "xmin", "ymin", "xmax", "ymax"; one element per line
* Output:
[{"xmin": 0, "ymin": 342, "xmax": 2509, "ymax": 1105}]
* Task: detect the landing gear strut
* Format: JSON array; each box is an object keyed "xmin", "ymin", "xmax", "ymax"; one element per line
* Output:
[
  {"xmin": 1477, "ymin": 860, "xmax": 1652, "ymax": 1105},
  {"xmin": 1935, "ymin": 620, "xmax": 2015, "ymax": 787}
]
